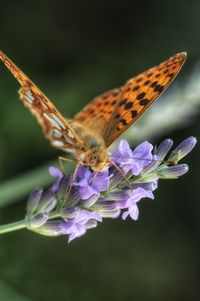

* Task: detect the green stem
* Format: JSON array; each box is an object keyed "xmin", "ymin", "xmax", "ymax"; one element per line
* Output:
[
  {"xmin": 0, "ymin": 211, "xmax": 62, "ymax": 235},
  {"xmin": 0, "ymin": 219, "xmax": 27, "ymax": 235}
]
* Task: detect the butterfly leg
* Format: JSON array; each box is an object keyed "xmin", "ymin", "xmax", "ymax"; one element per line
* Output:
[
  {"xmin": 58, "ymin": 156, "xmax": 77, "ymax": 174},
  {"xmin": 110, "ymin": 160, "xmax": 132, "ymax": 190},
  {"xmin": 63, "ymin": 161, "xmax": 80, "ymax": 205}
]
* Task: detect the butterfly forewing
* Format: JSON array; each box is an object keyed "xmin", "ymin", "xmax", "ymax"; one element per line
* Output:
[
  {"xmin": 104, "ymin": 52, "xmax": 186, "ymax": 146},
  {"xmin": 74, "ymin": 52, "xmax": 186, "ymax": 147},
  {"xmin": 0, "ymin": 51, "xmax": 84, "ymax": 152}
]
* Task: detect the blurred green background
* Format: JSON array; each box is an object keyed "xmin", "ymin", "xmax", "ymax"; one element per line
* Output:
[{"xmin": 0, "ymin": 1, "xmax": 200, "ymax": 300}]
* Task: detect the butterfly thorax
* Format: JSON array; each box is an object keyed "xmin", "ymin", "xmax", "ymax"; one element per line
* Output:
[{"xmin": 69, "ymin": 120, "xmax": 110, "ymax": 172}]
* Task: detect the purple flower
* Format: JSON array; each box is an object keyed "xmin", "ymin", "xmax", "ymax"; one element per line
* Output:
[
  {"xmin": 24, "ymin": 137, "xmax": 196, "ymax": 244},
  {"xmin": 49, "ymin": 167, "xmax": 63, "ymax": 193},
  {"xmin": 111, "ymin": 140, "xmax": 153, "ymax": 175},
  {"xmin": 73, "ymin": 166, "xmax": 110, "ymax": 200},
  {"xmin": 61, "ymin": 210, "xmax": 102, "ymax": 243},
  {"xmin": 117, "ymin": 187, "xmax": 154, "ymax": 220}
]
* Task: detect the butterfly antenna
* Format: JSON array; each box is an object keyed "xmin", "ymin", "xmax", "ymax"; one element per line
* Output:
[
  {"xmin": 111, "ymin": 155, "xmax": 173, "ymax": 165},
  {"xmin": 110, "ymin": 160, "xmax": 132, "ymax": 190}
]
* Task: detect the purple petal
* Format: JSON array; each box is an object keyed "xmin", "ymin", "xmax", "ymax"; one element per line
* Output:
[
  {"xmin": 79, "ymin": 186, "xmax": 97, "ymax": 200},
  {"xmin": 49, "ymin": 167, "xmax": 63, "ymax": 193},
  {"xmin": 131, "ymin": 141, "xmax": 153, "ymax": 174},
  {"xmin": 92, "ymin": 170, "xmax": 110, "ymax": 192},
  {"xmin": 75, "ymin": 210, "xmax": 102, "ymax": 223},
  {"xmin": 122, "ymin": 203, "xmax": 139, "ymax": 220},
  {"xmin": 117, "ymin": 187, "xmax": 154, "ymax": 220},
  {"xmin": 85, "ymin": 220, "xmax": 98, "ymax": 229},
  {"xmin": 61, "ymin": 209, "xmax": 102, "ymax": 243},
  {"xmin": 73, "ymin": 178, "xmax": 88, "ymax": 188},
  {"xmin": 117, "ymin": 187, "xmax": 154, "ymax": 210},
  {"xmin": 49, "ymin": 166, "xmax": 63, "ymax": 178},
  {"xmin": 68, "ymin": 225, "xmax": 86, "ymax": 243},
  {"xmin": 76, "ymin": 166, "xmax": 91, "ymax": 180},
  {"xmin": 111, "ymin": 140, "xmax": 133, "ymax": 164}
]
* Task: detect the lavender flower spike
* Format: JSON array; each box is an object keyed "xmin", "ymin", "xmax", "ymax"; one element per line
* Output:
[{"xmin": 0, "ymin": 137, "xmax": 196, "ymax": 243}]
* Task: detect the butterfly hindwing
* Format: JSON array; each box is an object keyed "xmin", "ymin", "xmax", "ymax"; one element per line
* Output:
[{"xmin": 74, "ymin": 87, "xmax": 123, "ymax": 136}]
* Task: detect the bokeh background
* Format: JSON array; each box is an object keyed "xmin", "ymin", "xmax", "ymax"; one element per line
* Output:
[{"xmin": 0, "ymin": 1, "xmax": 200, "ymax": 300}]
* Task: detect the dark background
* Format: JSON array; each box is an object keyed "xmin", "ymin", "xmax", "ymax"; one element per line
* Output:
[{"xmin": 0, "ymin": 1, "xmax": 199, "ymax": 300}]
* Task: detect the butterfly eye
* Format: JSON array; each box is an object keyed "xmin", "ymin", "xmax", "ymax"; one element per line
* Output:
[{"xmin": 92, "ymin": 154, "xmax": 98, "ymax": 161}]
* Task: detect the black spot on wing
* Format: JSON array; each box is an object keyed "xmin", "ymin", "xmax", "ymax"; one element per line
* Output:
[
  {"xmin": 131, "ymin": 110, "xmax": 138, "ymax": 118},
  {"xmin": 150, "ymin": 81, "xmax": 158, "ymax": 88},
  {"xmin": 132, "ymin": 85, "xmax": 140, "ymax": 91},
  {"xmin": 124, "ymin": 101, "xmax": 133, "ymax": 110},
  {"xmin": 119, "ymin": 98, "xmax": 127, "ymax": 106},
  {"xmin": 139, "ymin": 99, "xmax": 149, "ymax": 106},
  {"xmin": 137, "ymin": 92, "xmax": 146, "ymax": 100},
  {"xmin": 154, "ymin": 84, "xmax": 165, "ymax": 92},
  {"xmin": 120, "ymin": 119, "xmax": 127, "ymax": 126},
  {"xmin": 143, "ymin": 80, "xmax": 150, "ymax": 86}
]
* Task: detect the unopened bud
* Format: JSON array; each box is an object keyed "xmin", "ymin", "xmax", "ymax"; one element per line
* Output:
[
  {"xmin": 35, "ymin": 221, "xmax": 63, "ymax": 236},
  {"xmin": 28, "ymin": 212, "xmax": 48, "ymax": 228},
  {"xmin": 60, "ymin": 207, "xmax": 80, "ymax": 220},
  {"xmin": 26, "ymin": 187, "xmax": 43, "ymax": 215},
  {"xmin": 157, "ymin": 164, "xmax": 189, "ymax": 179},
  {"xmin": 168, "ymin": 137, "xmax": 197, "ymax": 163}
]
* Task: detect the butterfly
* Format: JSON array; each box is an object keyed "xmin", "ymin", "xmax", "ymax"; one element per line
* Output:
[{"xmin": 0, "ymin": 51, "xmax": 186, "ymax": 172}]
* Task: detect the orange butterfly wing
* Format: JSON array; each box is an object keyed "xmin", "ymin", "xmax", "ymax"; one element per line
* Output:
[
  {"xmin": 0, "ymin": 50, "xmax": 84, "ymax": 152},
  {"xmin": 74, "ymin": 87, "xmax": 123, "ymax": 136},
  {"xmin": 75, "ymin": 52, "xmax": 186, "ymax": 146}
]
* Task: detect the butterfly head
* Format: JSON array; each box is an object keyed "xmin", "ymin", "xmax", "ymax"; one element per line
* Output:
[{"xmin": 80, "ymin": 144, "xmax": 110, "ymax": 172}]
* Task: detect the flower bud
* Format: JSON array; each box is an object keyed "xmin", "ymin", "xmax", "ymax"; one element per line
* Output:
[
  {"xmin": 36, "ymin": 190, "xmax": 56, "ymax": 213},
  {"xmin": 168, "ymin": 137, "xmax": 197, "ymax": 163},
  {"xmin": 109, "ymin": 168, "xmax": 124, "ymax": 189},
  {"xmin": 82, "ymin": 193, "xmax": 100, "ymax": 208},
  {"xmin": 67, "ymin": 188, "xmax": 82, "ymax": 207},
  {"xmin": 155, "ymin": 138, "xmax": 174, "ymax": 161},
  {"xmin": 100, "ymin": 209, "xmax": 121, "ymax": 218},
  {"xmin": 142, "ymin": 139, "xmax": 173, "ymax": 175},
  {"xmin": 35, "ymin": 221, "xmax": 63, "ymax": 236},
  {"xmin": 93, "ymin": 201, "xmax": 120, "ymax": 218},
  {"xmin": 107, "ymin": 190, "xmax": 129, "ymax": 201},
  {"xmin": 56, "ymin": 176, "xmax": 70, "ymax": 201},
  {"xmin": 60, "ymin": 207, "xmax": 80, "ymax": 220},
  {"xmin": 141, "ymin": 155, "xmax": 159, "ymax": 176},
  {"xmin": 28, "ymin": 212, "xmax": 48, "ymax": 228},
  {"xmin": 157, "ymin": 164, "xmax": 189, "ymax": 179},
  {"xmin": 26, "ymin": 187, "xmax": 43, "ymax": 215},
  {"xmin": 133, "ymin": 181, "xmax": 158, "ymax": 191}
]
